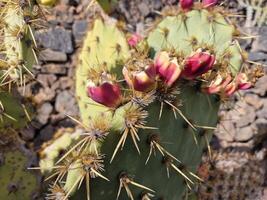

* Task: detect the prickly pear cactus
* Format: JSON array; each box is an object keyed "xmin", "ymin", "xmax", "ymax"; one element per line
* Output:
[
  {"xmin": 0, "ymin": 149, "xmax": 39, "ymax": 200},
  {"xmin": 42, "ymin": 2, "xmax": 262, "ymax": 200},
  {"xmin": 0, "ymin": 0, "xmax": 40, "ymax": 86},
  {"xmin": 0, "ymin": 90, "xmax": 32, "ymax": 129}
]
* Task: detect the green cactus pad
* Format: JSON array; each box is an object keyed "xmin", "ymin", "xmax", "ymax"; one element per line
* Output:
[
  {"xmin": 39, "ymin": 128, "xmax": 81, "ymax": 172},
  {"xmin": 97, "ymin": 0, "xmax": 118, "ymax": 13},
  {"xmin": 0, "ymin": 150, "xmax": 39, "ymax": 200},
  {"xmin": 0, "ymin": 91, "xmax": 32, "ymax": 129},
  {"xmin": 76, "ymin": 18, "xmax": 130, "ymax": 126},
  {"xmin": 0, "ymin": 0, "xmax": 38, "ymax": 85},
  {"xmin": 147, "ymin": 9, "xmax": 243, "ymax": 75}
]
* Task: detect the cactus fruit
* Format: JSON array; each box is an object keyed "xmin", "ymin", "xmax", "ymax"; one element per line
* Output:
[
  {"xmin": 0, "ymin": 90, "xmax": 32, "ymax": 129},
  {"xmin": 197, "ymin": 149, "xmax": 265, "ymax": 200},
  {"xmin": 0, "ymin": 148, "xmax": 39, "ymax": 200},
  {"xmin": 41, "ymin": 2, "xmax": 262, "ymax": 200},
  {"xmin": 0, "ymin": 0, "xmax": 40, "ymax": 86}
]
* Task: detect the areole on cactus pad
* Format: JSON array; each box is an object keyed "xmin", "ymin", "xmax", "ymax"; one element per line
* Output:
[{"xmin": 40, "ymin": 1, "xmax": 262, "ymax": 200}]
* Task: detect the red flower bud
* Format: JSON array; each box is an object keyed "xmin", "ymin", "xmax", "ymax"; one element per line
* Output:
[
  {"xmin": 154, "ymin": 52, "xmax": 182, "ymax": 87},
  {"xmin": 123, "ymin": 64, "xmax": 156, "ymax": 92},
  {"xmin": 182, "ymin": 51, "xmax": 215, "ymax": 80},
  {"xmin": 202, "ymin": 0, "xmax": 218, "ymax": 7},
  {"xmin": 127, "ymin": 33, "xmax": 143, "ymax": 48},
  {"xmin": 180, "ymin": 0, "xmax": 194, "ymax": 10},
  {"xmin": 87, "ymin": 81, "xmax": 122, "ymax": 108},
  {"xmin": 224, "ymin": 81, "xmax": 237, "ymax": 96},
  {"xmin": 236, "ymin": 73, "xmax": 252, "ymax": 90}
]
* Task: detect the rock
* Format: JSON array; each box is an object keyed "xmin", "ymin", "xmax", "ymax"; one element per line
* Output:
[
  {"xmin": 20, "ymin": 125, "xmax": 36, "ymax": 141},
  {"xmin": 215, "ymin": 121, "xmax": 235, "ymax": 142},
  {"xmin": 244, "ymin": 94, "xmax": 263, "ymax": 110},
  {"xmin": 33, "ymin": 87, "xmax": 56, "ymax": 104},
  {"xmin": 41, "ymin": 64, "xmax": 67, "ymax": 75},
  {"xmin": 253, "ymin": 75, "xmax": 267, "ymax": 96},
  {"xmin": 235, "ymin": 111, "xmax": 256, "ymax": 128},
  {"xmin": 39, "ymin": 125, "xmax": 55, "ymax": 142},
  {"xmin": 257, "ymin": 108, "xmax": 267, "ymax": 119},
  {"xmin": 36, "ymin": 103, "xmax": 53, "ymax": 124},
  {"xmin": 35, "ymin": 26, "xmax": 74, "ymax": 54},
  {"xmin": 37, "ymin": 74, "xmax": 57, "ymax": 87},
  {"xmin": 58, "ymin": 77, "xmax": 74, "ymax": 90},
  {"xmin": 39, "ymin": 49, "xmax": 67, "ymax": 62},
  {"xmin": 235, "ymin": 126, "xmax": 255, "ymax": 142},
  {"xmin": 138, "ymin": 2, "xmax": 150, "ymax": 17},
  {"xmin": 248, "ymin": 52, "xmax": 267, "ymax": 61},
  {"xmin": 72, "ymin": 20, "xmax": 88, "ymax": 41},
  {"xmin": 55, "ymin": 91, "xmax": 79, "ymax": 116},
  {"xmin": 254, "ymin": 118, "xmax": 267, "ymax": 136},
  {"xmin": 252, "ymin": 26, "xmax": 267, "ymax": 52}
]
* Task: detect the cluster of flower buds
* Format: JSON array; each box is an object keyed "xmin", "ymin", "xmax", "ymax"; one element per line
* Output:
[
  {"xmin": 205, "ymin": 73, "xmax": 252, "ymax": 97},
  {"xmin": 180, "ymin": 0, "xmax": 218, "ymax": 10}
]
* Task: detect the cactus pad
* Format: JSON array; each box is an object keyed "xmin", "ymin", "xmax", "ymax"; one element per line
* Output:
[{"xmin": 0, "ymin": 150, "xmax": 39, "ymax": 200}]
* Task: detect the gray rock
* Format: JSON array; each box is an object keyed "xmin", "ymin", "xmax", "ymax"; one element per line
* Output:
[
  {"xmin": 252, "ymin": 26, "xmax": 267, "ymax": 52},
  {"xmin": 254, "ymin": 118, "xmax": 267, "ymax": 136},
  {"xmin": 138, "ymin": 2, "xmax": 150, "ymax": 17},
  {"xmin": 39, "ymin": 125, "xmax": 55, "ymax": 142},
  {"xmin": 41, "ymin": 64, "xmax": 67, "ymax": 75},
  {"xmin": 58, "ymin": 77, "xmax": 74, "ymax": 90},
  {"xmin": 235, "ymin": 126, "xmax": 255, "ymax": 142},
  {"xmin": 20, "ymin": 125, "xmax": 36, "ymax": 141},
  {"xmin": 33, "ymin": 87, "xmax": 56, "ymax": 104},
  {"xmin": 253, "ymin": 75, "xmax": 267, "ymax": 96},
  {"xmin": 35, "ymin": 26, "xmax": 73, "ymax": 53},
  {"xmin": 248, "ymin": 52, "xmax": 267, "ymax": 61},
  {"xmin": 37, "ymin": 103, "xmax": 53, "ymax": 124},
  {"xmin": 215, "ymin": 121, "xmax": 235, "ymax": 142},
  {"xmin": 55, "ymin": 90, "xmax": 79, "ymax": 116},
  {"xmin": 39, "ymin": 49, "xmax": 67, "ymax": 62},
  {"xmin": 235, "ymin": 111, "xmax": 256, "ymax": 128},
  {"xmin": 244, "ymin": 94, "xmax": 263, "ymax": 110},
  {"xmin": 37, "ymin": 74, "xmax": 57, "ymax": 87},
  {"xmin": 72, "ymin": 20, "xmax": 88, "ymax": 41}
]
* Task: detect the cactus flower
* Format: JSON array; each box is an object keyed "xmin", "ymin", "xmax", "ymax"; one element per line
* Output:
[
  {"xmin": 182, "ymin": 51, "xmax": 215, "ymax": 80},
  {"xmin": 236, "ymin": 73, "xmax": 252, "ymax": 90},
  {"xmin": 123, "ymin": 64, "xmax": 156, "ymax": 92},
  {"xmin": 154, "ymin": 51, "xmax": 182, "ymax": 87},
  {"xmin": 203, "ymin": 0, "xmax": 218, "ymax": 7},
  {"xmin": 127, "ymin": 33, "xmax": 143, "ymax": 48},
  {"xmin": 87, "ymin": 81, "xmax": 122, "ymax": 108},
  {"xmin": 180, "ymin": 0, "xmax": 194, "ymax": 10}
]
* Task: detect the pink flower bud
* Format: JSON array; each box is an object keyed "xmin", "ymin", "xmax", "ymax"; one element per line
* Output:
[
  {"xmin": 224, "ymin": 81, "xmax": 237, "ymax": 97},
  {"xmin": 87, "ymin": 81, "xmax": 122, "ymax": 108},
  {"xmin": 123, "ymin": 64, "xmax": 156, "ymax": 92},
  {"xmin": 154, "ymin": 52, "xmax": 182, "ymax": 87},
  {"xmin": 127, "ymin": 33, "xmax": 143, "ymax": 48},
  {"xmin": 154, "ymin": 51, "xmax": 170, "ymax": 72},
  {"xmin": 180, "ymin": 0, "xmax": 194, "ymax": 10},
  {"xmin": 182, "ymin": 51, "xmax": 215, "ymax": 80},
  {"xmin": 205, "ymin": 74, "xmax": 223, "ymax": 94},
  {"xmin": 203, "ymin": 0, "xmax": 218, "ymax": 7},
  {"xmin": 236, "ymin": 73, "xmax": 252, "ymax": 90}
]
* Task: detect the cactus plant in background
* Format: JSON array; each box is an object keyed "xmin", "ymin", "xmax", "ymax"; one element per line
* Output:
[
  {"xmin": 0, "ymin": 0, "xmax": 41, "ymax": 88},
  {"xmin": 39, "ymin": 1, "xmax": 263, "ymax": 200}
]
